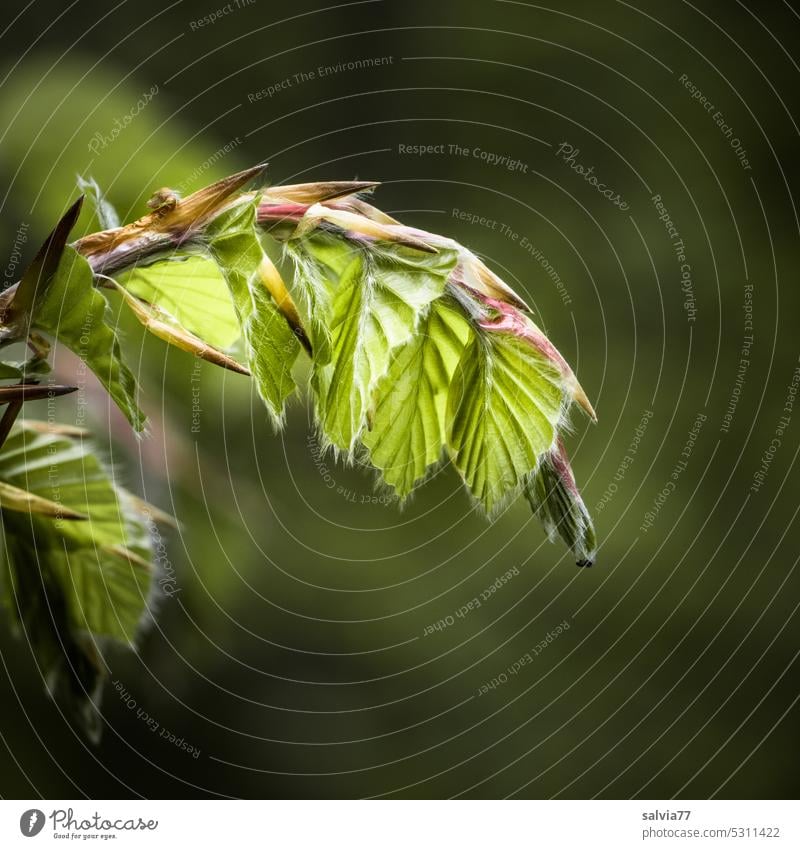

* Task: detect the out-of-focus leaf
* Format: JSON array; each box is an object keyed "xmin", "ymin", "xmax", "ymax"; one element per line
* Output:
[
  {"xmin": 0, "ymin": 423, "xmax": 158, "ymax": 739},
  {"xmin": 77, "ymin": 175, "xmax": 120, "ymax": 230},
  {"xmin": 31, "ymin": 246, "xmax": 145, "ymax": 431},
  {"xmin": 0, "ymin": 425, "xmax": 154, "ymax": 637},
  {"xmin": 0, "ymin": 358, "xmax": 53, "ymax": 380},
  {"xmin": 206, "ymin": 197, "xmax": 301, "ymax": 427},
  {"xmin": 2, "ymin": 523, "xmax": 106, "ymax": 740},
  {"xmin": 0, "ymin": 363, "xmax": 24, "ymax": 380},
  {"xmin": 364, "ymin": 297, "xmax": 470, "ymax": 496},
  {"xmin": 115, "ymin": 253, "xmax": 241, "ymax": 350},
  {"xmin": 446, "ymin": 316, "xmax": 565, "ymax": 514},
  {"xmin": 0, "ymin": 479, "xmax": 86, "ymax": 519},
  {"xmin": 291, "ymin": 232, "xmax": 459, "ymax": 453}
]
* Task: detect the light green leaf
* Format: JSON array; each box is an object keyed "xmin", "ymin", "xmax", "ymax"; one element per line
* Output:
[
  {"xmin": 206, "ymin": 198, "xmax": 300, "ymax": 426},
  {"xmin": 0, "ymin": 479, "xmax": 87, "ymax": 519},
  {"xmin": 446, "ymin": 326, "xmax": 565, "ymax": 514},
  {"xmin": 0, "ymin": 424, "xmax": 153, "ymax": 642},
  {"xmin": 0, "ymin": 423, "xmax": 157, "ymax": 739},
  {"xmin": 292, "ymin": 235, "xmax": 459, "ymax": 453},
  {"xmin": 288, "ymin": 232, "xmax": 359, "ymax": 352},
  {"xmin": 116, "ymin": 253, "xmax": 241, "ymax": 349},
  {"xmin": 364, "ymin": 297, "xmax": 470, "ymax": 496},
  {"xmin": 31, "ymin": 246, "xmax": 145, "ymax": 430}
]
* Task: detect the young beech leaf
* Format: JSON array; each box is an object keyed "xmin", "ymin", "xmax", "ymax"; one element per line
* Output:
[
  {"xmin": 261, "ymin": 177, "xmax": 596, "ymax": 559},
  {"xmin": 0, "ymin": 423, "xmax": 159, "ymax": 738},
  {"xmin": 364, "ymin": 297, "xmax": 471, "ymax": 496},
  {"xmin": 113, "ymin": 282, "xmax": 250, "ymax": 375},
  {"xmin": 290, "ymin": 234, "xmax": 459, "ymax": 453},
  {"xmin": 525, "ymin": 440, "xmax": 597, "ymax": 566},
  {"xmin": 31, "ymin": 246, "xmax": 145, "ymax": 431},
  {"xmin": 205, "ymin": 197, "xmax": 300, "ymax": 427},
  {"xmin": 0, "ymin": 425, "xmax": 154, "ymax": 639},
  {"xmin": 115, "ymin": 252, "xmax": 241, "ymax": 349},
  {"xmin": 446, "ymin": 315, "xmax": 565, "ymax": 514}
]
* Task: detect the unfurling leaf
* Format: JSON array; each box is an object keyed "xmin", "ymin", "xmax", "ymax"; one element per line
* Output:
[
  {"xmin": 525, "ymin": 440, "xmax": 597, "ymax": 566},
  {"xmin": 267, "ymin": 179, "xmax": 595, "ymax": 562},
  {"xmin": 446, "ymin": 311, "xmax": 565, "ymax": 514},
  {"xmin": 364, "ymin": 297, "xmax": 470, "ymax": 496},
  {"xmin": 206, "ymin": 197, "xmax": 301, "ymax": 427},
  {"xmin": 0, "ymin": 423, "xmax": 163, "ymax": 738},
  {"xmin": 290, "ymin": 232, "xmax": 459, "ymax": 453},
  {"xmin": 115, "ymin": 252, "xmax": 241, "ymax": 350},
  {"xmin": 46, "ymin": 168, "xmax": 597, "ymax": 565},
  {"xmin": 114, "ymin": 282, "xmax": 250, "ymax": 375},
  {"xmin": 30, "ymin": 246, "xmax": 145, "ymax": 430}
]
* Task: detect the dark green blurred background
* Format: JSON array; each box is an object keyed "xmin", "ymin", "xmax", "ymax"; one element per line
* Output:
[{"xmin": 0, "ymin": 0, "xmax": 798, "ymax": 799}]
